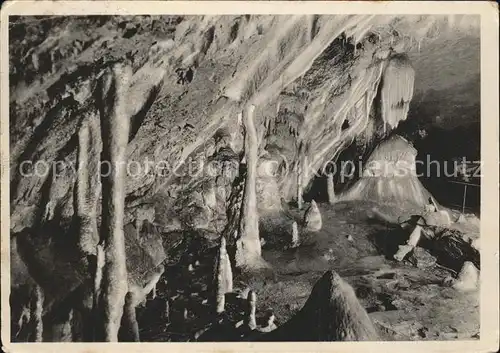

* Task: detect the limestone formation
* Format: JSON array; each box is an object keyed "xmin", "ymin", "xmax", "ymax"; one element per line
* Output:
[
  {"xmin": 122, "ymin": 293, "xmax": 140, "ymax": 342},
  {"xmin": 32, "ymin": 285, "xmax": 44, "ymax": 342},
  {"xmin": 7, "ymin": 15, "xmax": 482, "ymax": 344},
  {"xmin": 246, "ymin": 290, "xmax": 257, "ymax": 330},
  {"xmin": 73, "ymin": 113, "xmax": 102, "ymax": 341},
  {"xmin": 291, "ymin": 221, "xmax": 299, "ymax": 248},
  {"xmin": 258, "ymin": 271, "xmax": 379, "ymax": 341},
  {"xmin": 215, "ymin": 237, "xmax": 233, "ymax": 313},
  {"xmin": 74, "ymin": 114, "xmax": 101, "ymax": 258},
  {"xmin": 327, "ymin": 173, "xmax": 336, "ymax": 204},
  {"xmin": 303, "ymin": 200, "xmax": 322, "ymax": 231},
  {"xmin": 297, "ymin": 160, "xmax": 304, "ymax": 210},
  {"xmin": 338, "ymin": 136, "xmax": 434, "ymax": 207},
  {"xmin": 95, "ymin": 63, "xmax": 133, "ymax": 342},
  {"xmin": 163, "ymin": 300, "xmax": 170, "ymax": 322},
  {"xmin": 235, "ymin": 105, "xmax": 266, "ymax": 269},
  {"xmin": 380, "ymin": 53, "xmax": 415, "ymax": 131}
]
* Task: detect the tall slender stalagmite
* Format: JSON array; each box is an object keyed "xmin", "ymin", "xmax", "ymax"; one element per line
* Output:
[
  {"xmin": 327, "ymin": 173, "xmax": 335, "ymax": 204},
  {"xmin": 296, "ymin": 142, "xmax": 304, "ymax": 210},
  {"xmin": 291, "ymin": 221, "xmax": 299, "ymax": 248},
  {"xmin": 296, "ymin": 141, "xmax": 307, "ymax": 210},
  {"xmin": 246, "ymin": 290, "xmax": 257, "ymax": 330},
  {"xmin": 95, "ymin": 63, "xmax": 133, "ymax": 341},
  {"xmin": 215, "ymin": 237, "xmax": 233, "ymax": 313},
  {"xmin": 297, "ymin": 163, "xmax": 303, "ymax": 210},
  {"xmin": 236, "ymin": 105, "xmax": 265, "ymax": 269},
  {"xmin": 32, "ymin": 285, "xmax": 44, "ymax": 342}
]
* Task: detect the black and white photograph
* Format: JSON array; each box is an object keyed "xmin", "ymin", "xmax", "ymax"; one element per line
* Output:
[{"xmin": 1, "ymin": 1, "xmax": 498, "ymax": 351}]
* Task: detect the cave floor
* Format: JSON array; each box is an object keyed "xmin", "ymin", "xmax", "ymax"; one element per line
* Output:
[{"xmin": 136, "ymin": 201, "xmax": 480, "ymax": 342}]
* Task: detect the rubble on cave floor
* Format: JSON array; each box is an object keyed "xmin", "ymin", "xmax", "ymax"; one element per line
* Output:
[{"xmin": 136, "ymin": 200, "xmax": 480, "ymax": 342}]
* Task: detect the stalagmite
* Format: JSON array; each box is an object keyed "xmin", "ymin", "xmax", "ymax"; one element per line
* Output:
[
  {"xmin": 32, "ymin": 285, "xmax": 44, "ymax": 342},
  {"xmin": 291, "ymin": 221, "xmax": 299, "ymax": 248},
  {"xmin": 246, "ymin": 290, "xmax": 257, "ymax": 330},
  {"xmin": 394, "ymin": 224, "xmax": 422, "ymax": 261},
  {"xmin": 303, "ymin": 200, "xmax": 322, "ymax": 231},
  {"xmin": 236, "ymin": 104, "xmax": 266, "ymax": 269},
  {"xmin": 297, "ymin": 161, "xmax": 304, "ymax": 210},
  {"xmin": 296, "ymin": 143, "xmax": 304, "ymax": 210},
  {"xmin": 327, "ymin": 173, "xmax": 336, "ymax": 204},
  {"xmin": 121, "ymin": 293, "xmax": 140, "ymax": 342},
  {"xmin": 95, "ymin": 63, "xmax": 133, "ymax": 342},
  {"xmin": 257, "ymin": 271, "xmax": 379, "ymax": 341},
  {"xmin": 215, "ymin": 237, "xmax": 233, "ymax": 313},
  {"xmin": 164, "ymin": 300, "xmax": 170, "ymax": 322},
  {"xmin": 452, "ymin": 261, "xmax": 479, "ymax": 292}
]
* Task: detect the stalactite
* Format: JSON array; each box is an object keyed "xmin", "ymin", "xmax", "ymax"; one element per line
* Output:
[
  {"xmin": 74, "ymin": 114, "xmax": 101, "ymax": 257},
  {"xmin": 73, "ymin": 113, "xmax": 102, "ymax": 341},
  {"xmin": 380, "ymin": 53, "xmax": 415, "ymax": 131},
  {"xmin": 95, "ymin": 63, "xmax": 133, "ymax": 342}
]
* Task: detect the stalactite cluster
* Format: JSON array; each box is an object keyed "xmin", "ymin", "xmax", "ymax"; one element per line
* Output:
[{"xmin": 380, "ymin": 53, "xmax": 415, "ymax": 132}]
